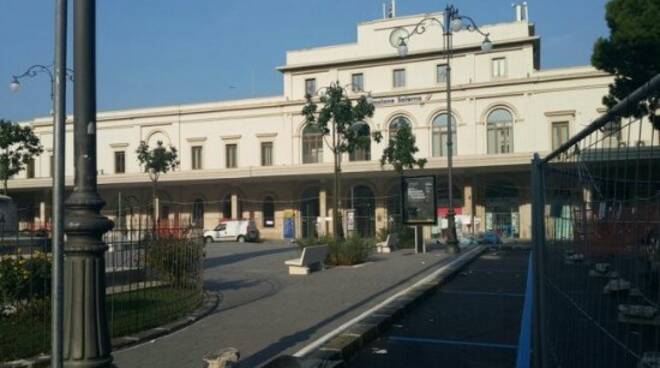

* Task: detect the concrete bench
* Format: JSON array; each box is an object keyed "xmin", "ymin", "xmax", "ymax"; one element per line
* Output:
[
  {"xmin": 285, "ymin": 244, "xmax": 328, "ymax": 275},
  {"xmin": 376, "ymin": 233, "xmax": 398, "ymax": 253}
]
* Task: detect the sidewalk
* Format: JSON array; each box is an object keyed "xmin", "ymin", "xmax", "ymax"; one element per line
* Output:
[{"xmin": 113, "ymin": 241, "xmax": 457, "ymax": 368}]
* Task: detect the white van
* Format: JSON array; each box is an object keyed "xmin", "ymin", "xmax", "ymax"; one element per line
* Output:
[{"xmin": 204, "ymin": 220, "xmax": 259, "ymax": 243}]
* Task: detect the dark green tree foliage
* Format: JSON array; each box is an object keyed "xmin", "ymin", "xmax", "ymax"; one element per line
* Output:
[
  {"xmin": 380, "ymin": 123, "xmax": 427, "ymax": 174},
  {"xmin": 136, "ymin": 140, "xmax": 179, "ymax": 217},
  {"xmin": 592, "ymin": 0, "xmax": 660, "ymax": 123},
  {"xmin": 0, "ymin": 119, "xmax": 43, "ymax": 195},
  {"xmin": 302, "ymin": 83, "xmax": 381, "ymax": 154}
]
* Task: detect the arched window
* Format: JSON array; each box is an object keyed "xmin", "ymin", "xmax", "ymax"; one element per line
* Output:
[
  {"xmin": 302, "ymin": 124, "xmax": 323, "ymax": 164},
  {"xmin": 432, "ymin": 113, "xmax": 457, "ymax": 157},
  {"xmin": 262, "ymin": 196, "xmax": 275, "ymax": 228},
  {"xmin": 389, "ymin": 116, "xmax": 411, "ymax": 138},
  {"xmin": 487, "ymin": 108, "xmax": 514, "ymax": 154},
  {"xmin": 192, "ymin": 198, "xmax": 204, "ymax": 228},
  {"xmin": 349, "ymin": 122, "xmax": 371, "ymax": 161}
]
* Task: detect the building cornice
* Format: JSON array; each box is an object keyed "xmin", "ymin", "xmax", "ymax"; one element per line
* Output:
[{"xmin": 7, "ymin": 152, "xmax": 540, "ymax": 190}]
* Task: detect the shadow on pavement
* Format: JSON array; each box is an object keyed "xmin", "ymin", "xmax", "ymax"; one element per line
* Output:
[
  {"xmin": 204, "ymin": 246, "xmax": 296, "ymax": 269},
  {"xmin": 240, "ymin": 251, "xmax": 457, "ymax": 367}
]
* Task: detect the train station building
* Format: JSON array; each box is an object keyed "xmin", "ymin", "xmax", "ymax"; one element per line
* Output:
[{"xmin": 10, "ymin": 7, "xmax": 617, "ymax": 240}]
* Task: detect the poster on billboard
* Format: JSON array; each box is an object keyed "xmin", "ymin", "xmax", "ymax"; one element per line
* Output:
[{"xmin": 402, "ymin": 175, "xmax": 437, "ymax": 225}]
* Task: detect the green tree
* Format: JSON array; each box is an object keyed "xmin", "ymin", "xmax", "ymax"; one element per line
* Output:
[
  {"xmin": 136, "ymin": 140, "xmax": 179, "ymax": 227},
  {"xmin": 380, "ymin": 123, "xmax": 427, "ymax": 174},
  {"xmin": 0, "ymin": 119, "xmax": 43, "ymax": 195},
  {"xmin": 302, "ymin": 82, "xmax": 381, "ymax": 239},
  {"xmin": 592, "ymin": 0, "xmax": 660, "ymax": 126}
]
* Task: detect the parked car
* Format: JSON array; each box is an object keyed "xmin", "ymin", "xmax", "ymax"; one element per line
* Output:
[
  {"xmin": 478, "ymin": 231, "xmax": 503, "ymax": 246},
  {"xmin": 204, "ymin": 220, "xmax": 259, "ymax": 243}
]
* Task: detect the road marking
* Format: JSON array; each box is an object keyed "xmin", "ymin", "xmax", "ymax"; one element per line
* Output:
[
  {"xmin": 515, "ymin": 252, "xmax": 534, "ymax": 368},
  {"xmin": 440, "ymin": 290, "xmax": 524, "ymax": 297},
  {"xmin": 292, "ymin": 246, "xmax": 485, "ymax": 357},
  {"xmin": 389, "ymin": 336, "xmax": 517, "ymax": 350}
]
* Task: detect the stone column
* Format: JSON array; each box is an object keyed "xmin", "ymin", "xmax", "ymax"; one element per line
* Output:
[
  {"xmin": 319, "ymin": 189, "xmax": 327, "ymax": 236},
  {"xmin": 231, "ymin": 194, "xmax": 238, "ymax": 219},
  {"xmin": 39, "ymin": 200, "xmax": 47, "ymax": 228}
]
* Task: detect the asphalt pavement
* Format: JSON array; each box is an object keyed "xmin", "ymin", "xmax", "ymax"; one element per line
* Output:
[{"xmin": 349, "ymin": 248, "xmax": 530, "ymax": 368}]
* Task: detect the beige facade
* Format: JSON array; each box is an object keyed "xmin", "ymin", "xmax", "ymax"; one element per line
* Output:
[{"xmin": 11, "ymin": 11, "xmax": 630, "ymax": 240}]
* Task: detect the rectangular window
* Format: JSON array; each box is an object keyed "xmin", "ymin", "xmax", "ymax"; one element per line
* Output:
[
  {"xmin": 351, "ymin": 73, "xmax": 364, "ymax": 92},
  {"xmin": 114, "ymin": 151, "xmax": 125, "ymax": 174},
  {"xmin": 436, "ymin": 64, "xmax": 448, "ymax": 84},
  {"xmin": 393, "ymin": 69, "xmax": 406, "ymax": 88},
  {"xmin": 305, "ymin": 78, "xmax": 316, "ymax": 96},
  {"xmin": 552, "ymin": 121, "xmax": 570, "ymax": 150},
  {"xmin": 49, "ymin": 155, "xmax": 54, "ymax": 178},
  {"xmin": 492, "ymin": 58, "xmax": 507, "ymax": 79},
  {"xmin": 261, "ymin": 142, "xmax": 273, "ymax": 166},
  {"xmin": 191, "ymin": 146, "xmax": 202, "ymax": 170},
  {"xmin": 226, "ymin": 144, "xmax": 237, "ymax": 168},
  {"xmin": 26, "ymin": 158, "xmax": 35, "ymax": 179}
]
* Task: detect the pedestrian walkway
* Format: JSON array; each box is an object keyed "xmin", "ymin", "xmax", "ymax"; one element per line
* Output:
[
  {"xmin": 349, "ymin": 249, "xmax": 530, "ymax": 368},
  {"xmin": 113, "ymin": 241, "xmax": 458, "ymax": 368}
]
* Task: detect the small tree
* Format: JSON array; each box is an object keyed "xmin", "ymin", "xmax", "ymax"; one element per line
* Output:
[
  {"xmin": 0, "ymin": 119, "xmax": 43, "ymax": 195},
  {"xmin": 380, "ymin": 123, "xmax": 427, "ymax": 232},
  {"xmin": 592, "ymin": 0, "xmax": 660, "ymax": 128},
  {"xmin": 302, "ymin": 82, "xmax": 381, "ymax": 239},
  {"xmin": 380, "ymin": 123, "xmax": 427, "ymax": 174},
  {"xmin": 136, "ymin": 140, "xmax": 179, "ymax": 227}
]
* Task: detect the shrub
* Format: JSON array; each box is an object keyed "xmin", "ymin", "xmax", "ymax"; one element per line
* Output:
[
  {"xmin": 376, "ymin": 226, "xmax": 414, "ymax": 249},
  {"xmin": 327, "ymin": 236, "xmax": 374, "ymax": 266},
  {"xmin": 0, "ymin": 252, "xmax": 51, "ymax": 309},
  {"xmin": 145, "ymin": 237, "xmax": 204, "ymax": 288}
]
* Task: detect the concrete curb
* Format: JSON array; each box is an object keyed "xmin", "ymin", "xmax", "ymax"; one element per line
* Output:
[
  {"xmin": 265, "ymin": 246, "xmax": 486, "ymax": 368},
  {"xmin": 1, "ymin": 291, "xmax": 219, "ymax": 368}
]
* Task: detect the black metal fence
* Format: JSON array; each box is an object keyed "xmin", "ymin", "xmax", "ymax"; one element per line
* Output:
[
  {"xmin": 0, "ymin": 227, "xmax": 205, "ymax": 364},
  {"xmin": 532, "ymin": 74, "xmax": 660, "ymax": 367}
]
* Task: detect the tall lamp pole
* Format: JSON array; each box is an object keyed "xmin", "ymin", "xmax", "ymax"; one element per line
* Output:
[
  {"xmin": 9, "ymin": 2, "xmax": 73, "ymax": 365},
  {"xmin": 389, "ymin": 5, "xmax": 492, "ymax": 254},
  {"xmin": 64, "ymin": 0, "xmax": 113, "ymax": 366}
]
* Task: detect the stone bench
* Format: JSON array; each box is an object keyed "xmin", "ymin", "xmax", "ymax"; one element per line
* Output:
[
  {"xmin": 376, "ymin": 233, "xmax": 398, "ymax": 253},
  {"xmin": 285, "ymin": 244, "xmax": 328, "ymax": 275}
]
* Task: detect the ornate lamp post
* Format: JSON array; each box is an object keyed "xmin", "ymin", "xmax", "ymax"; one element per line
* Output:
[
  {"xmin": 10, "ymin": 65, "xmax": 74, "ymax": 99},
  {"xmin": 388, "ymin": 5, "xmax": 492, "ymax": 254},
  {"xmin": 63, "ymin": 0, "xmax": 114, "ymax": 366}
]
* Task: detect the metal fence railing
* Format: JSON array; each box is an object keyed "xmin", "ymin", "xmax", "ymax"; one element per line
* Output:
[
  {"xmin": 532, "ymin": 74, "xmax": 660, "ymax": 368},
  {"xmin": 0, "ymin": 227, "xmax": 205, "ymax": 364}
]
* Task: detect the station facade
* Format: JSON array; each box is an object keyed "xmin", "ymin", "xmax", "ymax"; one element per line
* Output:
[{"xmin": 11, "ymin": 9, "xmax": 619, "ymax": 240}]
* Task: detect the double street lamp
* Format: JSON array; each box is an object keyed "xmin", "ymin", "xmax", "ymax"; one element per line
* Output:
[{"xmin": 389, "ymin": 5, "xmax": 492, "ymax": 254}]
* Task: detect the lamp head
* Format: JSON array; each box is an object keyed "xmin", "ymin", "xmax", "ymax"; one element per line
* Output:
[
  {"xmin": 397, "ymin": 38, "xmax": 408, "ymax": 58},
  {"xmin": 450, "ymin": 17, "xmax": 464, "ymax": 32},
  {"xmin": 481, "ymin": 36, "xmax": 493, "ymax": 52},
  {"xmin": 9, "ymin": 77, "xmax": 20, "ymax": 92}
]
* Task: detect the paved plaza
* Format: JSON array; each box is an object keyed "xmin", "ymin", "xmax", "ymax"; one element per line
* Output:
[{"xmin": 113, "ymin": 241, "xmax": 458, "ymax": 367}]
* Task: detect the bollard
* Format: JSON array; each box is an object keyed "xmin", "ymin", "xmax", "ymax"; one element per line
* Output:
[{"xmin": 203, "ymin": 348, "xmax": 240, "ymax": 368}]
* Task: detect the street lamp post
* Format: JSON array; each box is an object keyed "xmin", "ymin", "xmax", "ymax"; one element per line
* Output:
[
  {"xmin": 389, "ymin": 5, "xmax": 491, "ymax": 254},
  {"xmin": 11, "ymin": 30, "xmax": 74, "ymax": 368},
  {"xmin": 63, "ymin": 0, "xmax": 113, "ymax": 366}
]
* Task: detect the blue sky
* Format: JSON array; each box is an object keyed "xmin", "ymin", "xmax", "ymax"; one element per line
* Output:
[{"xmin": 2, "ymin": 0, "xmax": 610, "ymax": 122}]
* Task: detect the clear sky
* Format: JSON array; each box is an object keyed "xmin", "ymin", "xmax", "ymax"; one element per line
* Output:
[{"xmin": 1, "ymin": 0, "xmax": 610, "ymax": 122}]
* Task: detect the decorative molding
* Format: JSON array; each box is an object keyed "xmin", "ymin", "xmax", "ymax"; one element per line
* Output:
[
  {"xmin": 256, "ymin": 133, "xmax": 278, "ymax": 139},
  {"xmin": 186, "ymin": 137, "xmax": 208, "ymax": 143},
  {"xmin": 221, "ymin": 134, "xmax": 242, "ymax": 141},
  {"xmin": 109, "ymin": 143, "xmax": 129, "ymax": 149},
  {"xmin": 544, "ymin": 110, "xmax": 576, "ymax": 118}
]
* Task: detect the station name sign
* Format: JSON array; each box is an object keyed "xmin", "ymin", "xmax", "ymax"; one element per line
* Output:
[{"xmin": 371, "ymin": 94, "xmax": 426, "ymax": 106}]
